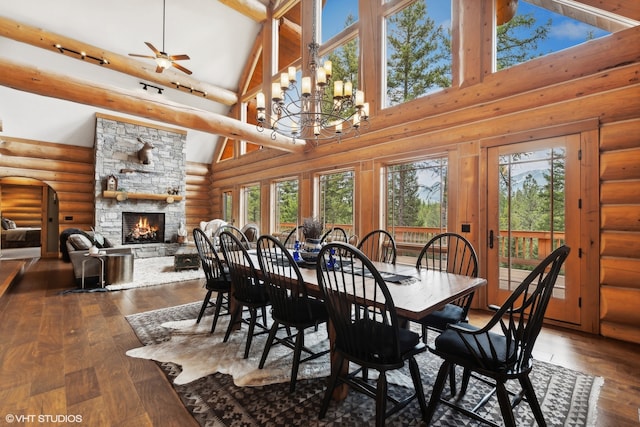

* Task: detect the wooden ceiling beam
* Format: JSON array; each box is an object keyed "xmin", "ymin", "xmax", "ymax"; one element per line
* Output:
[
  {"xmin": 0, "ymin": 58, "xmax": 304, "ymax": 153},
  {"xmin": 218, "ymin": 0, "xmax": 267, "ymax": 22},
  {"xmin": 527, "ymin": 0, "xmax": 639, "ymax": 32},
  {"xmin": 0, "ymin": 16, "xmax": 238, "ymax": 106}
]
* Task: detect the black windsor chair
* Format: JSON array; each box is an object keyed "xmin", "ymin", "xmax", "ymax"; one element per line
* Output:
[
  {"xmin": 219, "ymin": 231, "xmax": 270, "ymax": 359},
  {"xmin": 320, "ymin": 226, "xmax": 348, "ymax": 243},
  {"xmin": 256, "ymin": 235, "xmax": 330, "ymax": 392},
  {"xmin": 316, "ymin": 242, "xmax": 428, "ymax": 427},
  {"xmin": 357, "ymin": 229, "xmax": 397, "ymax": 265},
  {"xmin": 424, "ymin": 245, "xmax": 570, "ymax": 427},
  {"xmin": 283, "ymin": 225, "xmax": 305, "ymax": 249},
  {"xmin": 192, "ymin": 228, "xmax": 231, "ymax": 334}
]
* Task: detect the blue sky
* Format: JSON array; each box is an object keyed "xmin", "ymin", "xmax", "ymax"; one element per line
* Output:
[{"xmin": 321, "ymin": 0, "xmax": 610, "ymax": 56}]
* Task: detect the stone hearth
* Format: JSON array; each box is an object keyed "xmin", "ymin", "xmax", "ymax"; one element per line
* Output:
[{"xmin": 94, "ymin": 115, "xmax": 187, "ymax": 258}]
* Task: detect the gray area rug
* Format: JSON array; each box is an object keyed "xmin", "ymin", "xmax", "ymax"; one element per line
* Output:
[{"xmin": 126, "ymin": 302, "xmax": 602, "ymax": 426}]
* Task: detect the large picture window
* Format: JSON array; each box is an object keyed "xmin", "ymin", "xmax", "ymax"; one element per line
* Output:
[
  {"xmin": 241, "ymin": 184, "xmax": 261, "ymax": 227},
  {"xmin": 386, "ymin": 157, "xmax": 448, "ymax": 253},
  {"xmin": 318, "ymin": 170, "xmax": 354, "ymax": 235},
  {"xmin": 384, "ymin": 1, "xmax": 452, "ymax": 108},
  {"xmin": 273, "ymin": 178, "xmax": 299, "ymax": 234}
]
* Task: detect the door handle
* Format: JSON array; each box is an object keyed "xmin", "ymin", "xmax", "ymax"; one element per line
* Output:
[{"xmin": 489, "ymin": 230, "xmax": 494, "ymax": 249}]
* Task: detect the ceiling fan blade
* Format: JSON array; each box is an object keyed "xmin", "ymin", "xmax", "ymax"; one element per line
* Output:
[
  {"xmin": 169, "ymin": 54, "xmax": 190, "ymax": 61},
  {"xmin": 155, "ymin": 65, "xmax": 165, "ymax": 73},
  {"xmin": 144, "ymin": 42, "xmax": 161, "ymax": 55},
  {"xmin": 172, "ymin": 62, "xmax": 193, "ymax": 75},
  {"xmin": 129, "ymin": 53, "xmax": 156, "ymax": 59}
]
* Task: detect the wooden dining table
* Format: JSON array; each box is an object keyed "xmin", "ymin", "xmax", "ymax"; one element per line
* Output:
[{"xmin": 244, "ymin": 249, "xmax": 487, "ymax": 400}]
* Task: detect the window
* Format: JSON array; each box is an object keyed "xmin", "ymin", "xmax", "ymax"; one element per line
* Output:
[
  {"xmin": 386, "ymin": 157, "xmax": 448, "ymax": 252},
  {"xmin": 273, "ymin": 178, "xmax": 299, "ymax": 234},
  {"xmin": 318, "ymin": 170, "xmax": 354, "ymax": 235},
  {"xmin": 496, "ymin": 0, "xmax": 611, "ymax": 70},
  {"xmin": 384, "ymin": 1, "xmax": 452, "ymax": 107},
  {"xmin": 322, "ymin": 0, "xmax": 358, "ymax": 42},
  {"xmin": 222, "ymin": 191, "xmax": 233, "ymax": 223},
  {"xmin": 241, "ymin": 184, "xmax": 261, "ymax": 227}
]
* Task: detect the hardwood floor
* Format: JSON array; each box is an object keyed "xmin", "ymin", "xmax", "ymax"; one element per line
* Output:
[{"xmin": 0, "ymin": 258, "xmax": 638, "ymax": 426}]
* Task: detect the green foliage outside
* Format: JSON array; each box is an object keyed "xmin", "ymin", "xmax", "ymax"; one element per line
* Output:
[
  {"xmin": 319, "ymin": 171, "xmax": 354, "ymax": 227},
  {"xmin": 244, "ymin": 184, "xmax": 261, "ymax": 225}
]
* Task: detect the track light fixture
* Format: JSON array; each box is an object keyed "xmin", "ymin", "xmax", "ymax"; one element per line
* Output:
[
  {"xmin": 171, "ymin": 82, "xmax": 207, "ymax": 97},
  {"xmin": 54, "ymin": 44, "xmax": 109, "ymax": 65},
  {"xmin": 139, "ymin": 82, "xmax": 164, "ymax": 94}
]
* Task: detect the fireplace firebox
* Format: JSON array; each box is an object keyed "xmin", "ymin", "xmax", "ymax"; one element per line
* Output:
[{"xmin": 122, "ymin": 212, "xmax": 165, "ymax": 245}]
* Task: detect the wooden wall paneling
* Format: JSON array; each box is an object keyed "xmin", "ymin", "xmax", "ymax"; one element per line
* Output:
[
  {"xmin": 600, "ymin": 148, "xmax": 640, "ymax": 181},
  {"xmin": 599, "ymin": 119, "xmax": 640, "ymax": 344},
  {"xmin": 185, "ymin": 161, "xmax": 213, "ymax": 235},
  {"xmin": 600, "ymin": 180, "xmax": 640, "ymax": 204},
  {"xmin": 601, "ymin": 206, "xmax": 640, "ymax": 231},
  {"xmin": 0, "ymin": 184, "xmax": 42, "ymax": 227},
  {"xmin": 601, "ymin": 231, "xmax": 640, "ymax": 258},
  {"xmin": 600, "ymin": 119, "xmax": 640, "ymax": 151},
  {"xmin": 601, "ymin": 257, "xmax": 640, "ymax": 289},
  {"xmin": 0, "ymin": 138, "xmax": 95, "ymax": 243}
]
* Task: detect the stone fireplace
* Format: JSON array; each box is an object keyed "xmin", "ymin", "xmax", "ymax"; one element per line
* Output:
[
  {"xmin": 93, "ymin": 114, "xmax": 187, "ymax": 258},
  {"xmin": 122, "ymin": 212, "xmax": 165, "ymax": 245}
]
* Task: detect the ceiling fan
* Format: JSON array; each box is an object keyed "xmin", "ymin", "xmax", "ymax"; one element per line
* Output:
[{"xmin": 128, "ymin": 0, "xmax": 192, "ymax": 75}]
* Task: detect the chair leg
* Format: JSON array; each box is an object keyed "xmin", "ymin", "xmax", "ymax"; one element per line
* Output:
[
  {"xmin": 223, "ymin": 303, "xmax": 243, "ymax": 343},
  {"xmin": 375, "ymin": 371, "xmax": 388, "ymax": 427},
  {"xmin": 210, "ymin": 292, "xmax": 226, "ymax": 334},
  {"xmin": 259, "ymin": 320, "xmax": 280, "ymax": 369},
  {"xmin": 495, "ymin": 382, "xmax": 516, "ymax": 427},
  {"xmin": 319, "ymin": 354, "xmax": 344, "ymax": 419},
  {"xmin": 196, "ymin": 290, "xmax": 213, "ymax": 323},
  {"xmin": 519, "ymin": 375, "xmax": 547, "ymax": 427},
  {"xmin": 408, "ymin": 356, "xmax": 428, "ymax": 421},
  {"xmin": 244, "ymin": 307, "xmax": 258, "ymax": 359},
  {"xmin": 289, "ymin": 328, "xmax": 304, "ymax": 393},
  {"xmin": 448, "ymin": 363, "xmax": 457, "ymax": 397},
  {"xmin": 458, "ymin": 368, "xmax": 471, "ymax": 399},
  {"xmin": 424, "ymin": 361, "xmax": 451, "ymax": 424}
]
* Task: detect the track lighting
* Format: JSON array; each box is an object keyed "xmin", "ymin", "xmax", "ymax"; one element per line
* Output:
[
  {"xmin": 140, "ymin": 82, "xmax": 164, "ymax": 94},
  {"xmin": 54, "ymin": 44, "xmax": 109, "ymax": 65}
]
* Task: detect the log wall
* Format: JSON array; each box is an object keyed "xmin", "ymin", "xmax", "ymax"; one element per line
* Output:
[
  {"xmin": 599, "ymin": 118, "xmax": 640, "ymax": 344},
  {"xmin": 0, "ymin": 136, "xmax": 213, "ymax": 253},
  {"xmin": 0, "ymin": 182, "xmax": 43, "ymax": 228}
]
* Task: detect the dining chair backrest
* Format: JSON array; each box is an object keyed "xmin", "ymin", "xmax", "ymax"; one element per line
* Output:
[
  {"xmin": 320, "ymin": 227, "xmax": 348, "ymax": 243},
  {"xmin": 442, "ymin": 245, "xmax": 570, "ymax": 374},
  {"xmin": 283, "ymin": 225, "xmax": 305, "ymax": 249},
  {"xmin": 216, "ymin": 224, "xmax": 251, "ymax": 250},
  {"xmin": 240, "ymin": 223, "xmax": 259, "ymax": 243},
  {"xmin": 357, "ymin": 229, "xmax": 397, "ymax": 264},
  {"xmin": 192, "ymin": 227, "xmax": 227, "ymax": 285},
  {"xmin": 219, "ymin": 230, "xmax": 261, "ymax": 302},
  {"xmin": 416, "ymin": 232, "xmax": 478, "ymax": 277},
  {"xmin": 256, "ymin": 235, "xmax": 314, "ymax": 322},
  {"xmin": 416, "ymin": 232, "xmax": 479, "ymax": 319},
  {"xmin": 316, "ymin": 242, "xmax": 404, "ymax": 368}
]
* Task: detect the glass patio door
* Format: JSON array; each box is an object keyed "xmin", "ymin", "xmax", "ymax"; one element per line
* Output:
[{"xmin": 486, "ymin": 135, "xmax": 580, "ymax": 324}]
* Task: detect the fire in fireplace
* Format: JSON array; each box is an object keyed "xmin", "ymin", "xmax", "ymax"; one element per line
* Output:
[{"xmin": 122, "ymin": 212, "xmax": 165, "ymax": 244}]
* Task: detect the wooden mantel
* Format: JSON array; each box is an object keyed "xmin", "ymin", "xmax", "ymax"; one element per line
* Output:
[{"xmin": 103, "ymin": 190, "xmax": 182, "ymax": 204}]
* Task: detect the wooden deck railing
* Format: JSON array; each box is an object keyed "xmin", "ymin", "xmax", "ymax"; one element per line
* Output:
[{"xmin": 275, "ymin": 223, "xmax": 564, "ymax": 267}]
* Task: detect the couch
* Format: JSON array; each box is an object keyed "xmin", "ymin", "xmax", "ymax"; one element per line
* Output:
[{"xmin": 62, "ymin": 229, "xmax": 133, "ymax": 287}]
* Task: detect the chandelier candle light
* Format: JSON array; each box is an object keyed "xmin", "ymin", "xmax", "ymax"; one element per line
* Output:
[{"xmin": 256, "ymin": 3, "xmax": 369, "ymax": 143}]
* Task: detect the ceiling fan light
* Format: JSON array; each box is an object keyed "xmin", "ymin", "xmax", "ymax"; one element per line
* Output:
[{"xmin": 155, "ymin": 56, "xmax": 171, "ymax": 69}]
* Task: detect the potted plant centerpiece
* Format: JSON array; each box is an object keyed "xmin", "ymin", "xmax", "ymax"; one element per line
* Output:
[{"xmin": 302, "ymin": 217, "xmax": 323, "ymax": 252}]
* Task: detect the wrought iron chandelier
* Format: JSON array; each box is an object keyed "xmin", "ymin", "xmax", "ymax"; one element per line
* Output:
[{"xmin": 255, "ymin": 1, "xmax": 369, "ymax": 143}]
